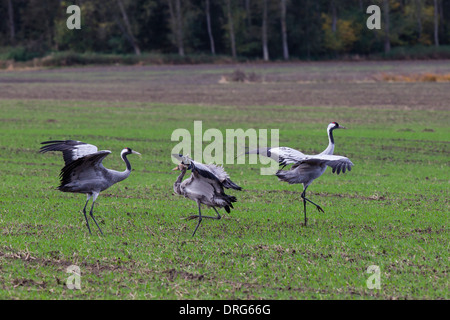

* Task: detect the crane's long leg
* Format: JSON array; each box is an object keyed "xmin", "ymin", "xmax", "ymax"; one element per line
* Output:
[
  {"xmin": 303, "ymin": 196, "xmax": 324, "ymax": 213},
  {"xmin": 183, "ymin": 205, "xmax": 221, "ymax": 236},
  {"xmin": 82, "ymin": 195, "xmax": 92, "ymax": 235},
  {"xmin": 191, "ymin": 201, "xmax": 203, "ymax": 237},
  {"xmin": 300, "ymin": 186, "xmax": 325, "ymax": 226},
  {"xmin": 302, "ymin": 193, "xmax": 307, "ymax": 226},
  {"xmin": 301, "ymin": 187, "xmax": 324, "ymax": 213},
  {"xmin": 89, "ymin": 192, "xmax": 104, "ymax": 236},
  {"xmin": 211, "ymin": 207, "xmax": 221, "ymax": 220}
]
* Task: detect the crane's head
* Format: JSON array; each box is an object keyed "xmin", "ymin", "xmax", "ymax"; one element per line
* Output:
[
  {"xmin": 328, "ymin": 122, "xmax": 346, "ymax": 131},
  {"xmin": 171, "ymin": 154, "xmax": 193, "ymax": 171},
  {"xmin": 121, "ymin": 147, "xmax": 141, "ymax": 157}
]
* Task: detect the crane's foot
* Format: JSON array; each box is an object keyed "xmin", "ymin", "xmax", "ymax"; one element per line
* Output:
[
  {"xmin": 181, "ymin": 214, "xmax": 200, "ymax": 221},
  {"xmin": 316, "ymin": 206, "xmax": 324, "ymax": 213},
  {"xmin": 182, "ymin": 214, "xmax": 220, "ymax": 221}
]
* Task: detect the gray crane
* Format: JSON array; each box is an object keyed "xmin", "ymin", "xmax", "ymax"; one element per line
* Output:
[
  {"xmin": 172, "ymin": 154, "xmax": 242, "ymax": 236},
  {"xmin": 40, "ymin": 140, "xmax": 141, "ymax": 235},
  {"xmin": 247, "ymin": 122, "xmax": 354, "ymax": 226}
]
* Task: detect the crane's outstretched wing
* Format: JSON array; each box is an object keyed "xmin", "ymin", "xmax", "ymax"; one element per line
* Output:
[
  {"xmin": 203, "ymin": 163, "xmax": 242, "ymax": 190},
  {"xmin": 171, "ymin": 154, "xmax": 241, "ymax": 191},
  {"xmin": 40, "ymin": 140, "xmax": 99, "ymax": 165},
  {"xmin": 246, "ymin": 147, "xmax": 307, "ymax": 167},
  {"xmin": 296, "ymin": 155, "xmax": 354, "ymax": 175},
  {"xmin": 58, "ymin": 151, "xmax": 111, "ymax": 191},
  {"xmin": 181, "ymin": 161, "xmax": 225, "ymax": 197}
]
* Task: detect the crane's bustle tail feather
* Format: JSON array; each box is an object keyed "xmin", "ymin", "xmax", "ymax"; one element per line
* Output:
[
  {"xmin": 275, "ymin": 170, "xmax": 305, "ymax": 185},
  {"xmin": 222, "ymin": 179, "xmax": 242, "ymax": 190}
]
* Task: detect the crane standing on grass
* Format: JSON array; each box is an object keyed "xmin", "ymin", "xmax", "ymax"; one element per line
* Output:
[
  {"xmin": 40, "ymin": 140, "xmax": 141, "ymax": 235},
  {"xmin": 172, "ymin": 154, "xmax": 242, "ymax": 237},
  {"xmin": 247, "ymin": 122, "xmax": 354, "ymax": 226}
]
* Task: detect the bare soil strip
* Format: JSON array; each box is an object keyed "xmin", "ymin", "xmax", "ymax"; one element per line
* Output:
[{"xmin": 1, "ymin": 61, "xmax": 449, "ymax": 110}]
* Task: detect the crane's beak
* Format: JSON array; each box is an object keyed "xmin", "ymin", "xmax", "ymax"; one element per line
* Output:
[
  {"xmin": 132, "ymin": 150, "xmax": 142, "ymax": 156},
  {"xmin": 339, "ymin": 125, "xmax": 346, "ymax": 129},
  {"xmin": 172, "ymin": 163, "xmax": 187, "ymax": 171}
]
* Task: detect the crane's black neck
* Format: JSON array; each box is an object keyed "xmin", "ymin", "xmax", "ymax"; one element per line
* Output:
[
  {"xmin": 328, "ymin": 127, "xmax": 335, "ymax": 145},
  {"xmin": 321, "ymin": 126, "xmax": 336, "ymax": 155},
  {"xmin": 121, "ymin": 152, "xmax": 132, "ymax": 171}
]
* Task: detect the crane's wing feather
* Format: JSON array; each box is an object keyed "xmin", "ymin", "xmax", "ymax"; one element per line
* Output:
[
  {"xmin": 190, "ymin": 161, "xmax": 221, "ymax": 183},
  {"xmin": 58, "ymin": 151, "xmax": 111, "ymax": 189},
  {"xmin": 203, "ymin": 163, "xmax": 242, "ymax": 190},
  {"xmin": 298, "ymin": 154, "xmax": 354, "ymax": 175},
  {"xmin": 172, "ymin": 155, "xmax": 242, "ymax": 191},
  {"xmin": 189, "ymin": 160, "xmax": 242, "ymax": 192},
  {"xmin": 247, "ymin": 147, "xmax": 306, "ymax": 167},
  {"xmin": 40, "ymin": 140, "xmax": 98, "ymax": 165},
  {"xmin": 189, "ymin": 163, "xmax": 225, "ymax": 195}
]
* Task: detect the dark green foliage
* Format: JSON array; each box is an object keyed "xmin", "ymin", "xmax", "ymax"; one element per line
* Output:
[{"xmin": 0, "ymin": 0, "xmax": 448, "ymax": 61}]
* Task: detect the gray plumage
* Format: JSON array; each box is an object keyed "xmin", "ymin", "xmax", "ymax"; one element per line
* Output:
[
  {"xmin": 40, "ymin": 140, "xmax": 140, "ymax": 235},
  {"xmin": 247, "ymin": 122, "xmax": 354, "ymax": 226},
  {"xmin": 172, "ymin": 155, "xmax": 241, "ymax": 236}
]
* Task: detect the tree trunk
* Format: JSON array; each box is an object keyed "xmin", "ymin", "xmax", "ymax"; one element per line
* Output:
[
  {"xmin": 205, "ymin": 0, "xmax": 215, "ymax": 55},
  {"xmin": 305, "ymin": 0, "xmax": 311, "ymax": 60},
  {"xmin": 262, "ymin": 0, "xmax": 269, "ymax": 61},
  {"xmin": 331, "ymin": 0, "xmax": 337, "ymax": 33},
  {"xmin": 117, "ymin": 0, "xmax": 141, "ymax": 55},
  {"xmin": 7, "ymin": 0, "xmax": 15, "ymax": 44},
  {"xmin": 280, "ymin": 0, "xmax": 289, "ymax": 60},
  {"xmin": 415, "ymin": 0, "xmax": 422, "ymax": 40},
  {"xmin": 434, "ymin": 0, "xmax": 439, "ymax": 46},
  {"xmin": 245, "ymin": 0, "xmax": 251, "ymax": 27},
  {"xmin": 226, "ymin": 0, "xmax": 237, "ymax": 58},
  {"xmin": 175, "ymin": 0, "xmax": 185, "ymax": 56},
  {"xmin": 383, "ymin": 0, "xmax": 391, "ymax": 53},
  {"xmin": 167, "ymin": 0, "xmax": 177, "ymax": 50},
  {"xmin": 168, "ymin": 0, "xmax": 184, "ymax": 56}
]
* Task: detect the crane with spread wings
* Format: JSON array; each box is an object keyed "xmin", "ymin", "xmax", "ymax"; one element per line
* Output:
[
  {"xmin": 172, "ymin": 154, "xmax": 241, "ymax": 236},
  {"xmin": 247, "ymin": 122, "xmax": 354, "ymax": 226},
  {"xmin": 40, "ymin": 140, "xmax": 141, "ymax": 235}
]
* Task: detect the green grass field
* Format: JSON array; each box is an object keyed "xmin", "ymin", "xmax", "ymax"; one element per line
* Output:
[{"xmin": 0, "ymin": 62, "xmax": 448, "ymax": 300}]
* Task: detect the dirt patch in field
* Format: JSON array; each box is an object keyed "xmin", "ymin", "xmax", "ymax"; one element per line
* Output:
[
  {"xmin": 12, "ymin": 278, "xmax": 47, "ymax": 289},
  {"xmin": 0, "ymin": 248, "xmax": 127, "ymax": 275},
  {"xmin": 165, "ymin": 268, "xmax": 205, "ymax": 281},
  {"xmin": 1, "ymin": 60, "xmax": 449, "ymax": 110}
]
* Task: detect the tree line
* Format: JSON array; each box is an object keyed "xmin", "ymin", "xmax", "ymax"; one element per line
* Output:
[{"xmin": 0, "ymin": 0, "xmax": 448, "ymax": 61}]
